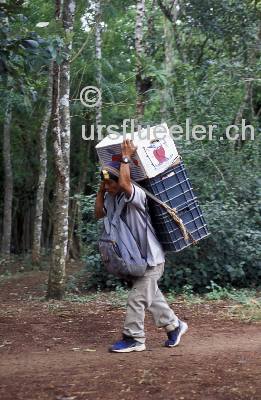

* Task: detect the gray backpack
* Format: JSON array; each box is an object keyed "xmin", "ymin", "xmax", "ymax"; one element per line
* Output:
[{"xmin": 98, "ymin": 196, "xmax": 148, "ymax": 278}]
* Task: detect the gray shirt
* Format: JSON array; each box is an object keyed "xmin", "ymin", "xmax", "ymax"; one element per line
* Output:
[{"xmin": 104, "ymin": 184, "xmax": 165, "ymax": 266}]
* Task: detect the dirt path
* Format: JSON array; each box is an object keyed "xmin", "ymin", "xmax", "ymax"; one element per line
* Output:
[{"xmin": 0, "ymin": 271, "xmax": 260, "ymax": 400}]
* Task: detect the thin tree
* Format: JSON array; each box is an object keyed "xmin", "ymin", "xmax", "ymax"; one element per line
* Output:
[
  {"xmin": 158, "ymin": 0, "xmax": 180, "ymax": 120},
  {"xmin": 32, "ymin": 63, "xmax": 53, "ymax": 264},
  {"xmin": 1, "ymin": 7, "xmax": 13, "ymax": 257},
  {"xmin": 234, "ymin": 18, "xmax": 261, "ymax": 148},
  {"xmin": 95, "ymin": 0, "xmax": 102, "ymax": 130},
  {"xmin": 47, "ymin": 0, "xmax": 76, "ymax": 299},
  {"xmin": 135, "ymin": 0, "xmax": 146, "ymax": 122},
  {"xmin": 1, "ymin": 92, "xmax": 13, "ymax": 256},
  {"xmin": 160, "ymin": 15, "xmax": 174, "ymax": 121}
]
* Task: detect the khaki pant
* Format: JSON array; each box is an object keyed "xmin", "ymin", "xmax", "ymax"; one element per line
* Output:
[{"xmin": 122, "ymin": 262, "xmax": 179, "ymax": 344}]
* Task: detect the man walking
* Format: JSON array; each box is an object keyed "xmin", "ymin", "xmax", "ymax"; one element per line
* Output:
[{"xmin": 95, "ymin": 139, "xmax": 188, "ymax": 353}]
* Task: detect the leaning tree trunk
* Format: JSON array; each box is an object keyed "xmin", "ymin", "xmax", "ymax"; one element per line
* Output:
[
  {"xmin": 32, "ymin": 63, "xmax": 53, "ymax": 264},
  {"xmin": 135, "ymin": 0, "xmax": 146, "ymax": 123},
  {"xmin": 95, "ymin": 0, "xmax": 102, "ymax": 131},
  {"xmin": 47, "ymin": 0, "xmax": 76, "ymax": 300},
  {"xmin": 1, "ymin": 96, "xmax": 13, "ymax": 256}
]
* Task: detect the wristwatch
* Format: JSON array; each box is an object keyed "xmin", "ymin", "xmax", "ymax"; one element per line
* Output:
[{"xmin": 121, "ymin": 156, "xmax": 131, "ymax": 164}]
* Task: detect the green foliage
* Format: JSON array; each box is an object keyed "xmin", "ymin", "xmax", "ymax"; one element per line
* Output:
[
  {"xmin": 161, "ymin": 191, "xmax": 261, "ymax": 291},
  {"xmin": 205, "ymin": 281, "xmax": 232, "ymax": 300},
  {"xmin": 0, "ymin": 2, "xmax": 52, "ymax": 82},
  {"xmin": 0, "ymin": 0, "xmax": 260, "ymax": 291},
  {"xmin": 205, "ymin": 282, "xmax": 259, "ymax": 302},
  {"xmin": 204, "ymin": 283, "xmax": 261, "ymax": 322}
]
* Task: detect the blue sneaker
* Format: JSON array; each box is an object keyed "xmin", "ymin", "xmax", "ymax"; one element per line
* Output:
[
  {"xmin": 165, "ymin": 320, "xmax": 188, "ymax": 347},
  {"xmin": 110, "ymin": 336, "xmax": 146, "ymax": 353}
]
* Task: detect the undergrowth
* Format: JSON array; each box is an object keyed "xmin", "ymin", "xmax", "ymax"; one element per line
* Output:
[{"xmin": 63, "ymin": 281, "xmax": 261, "ymax": 321}]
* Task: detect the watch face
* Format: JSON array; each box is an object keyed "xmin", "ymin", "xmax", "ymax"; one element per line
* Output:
[{"xmin": 123, "ymin": 157, "xmax": 130, "ymax": 163}]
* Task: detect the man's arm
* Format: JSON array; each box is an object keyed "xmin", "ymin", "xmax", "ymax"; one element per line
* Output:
[
  {"xmin": 95, "ymin": 182, "xmax": 106, "ymax": 219},
  {"xmin": 118, "ymin": 139, "xmax": 137, "ymax": 197}
]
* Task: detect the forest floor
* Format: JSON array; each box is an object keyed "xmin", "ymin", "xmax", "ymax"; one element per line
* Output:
[{"xmin": 0, "ymin": 262, "xmax": 260, "ymax": 400}]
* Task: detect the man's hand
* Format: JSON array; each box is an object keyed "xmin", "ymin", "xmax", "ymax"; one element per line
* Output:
[
  {"xmin": 98, "ymin": 181, "xmax": 106, "ymax": 194},
  {"xmin": 119, "ymin": 139, "xmax": 135, "ymax": 197},
  {"xmin": 95, "ymin": 181, "xmax": 106, "ymax": 219},
  {"xmin": 121, "ymin": 139, "xmax": 137, "ymax": 158}
]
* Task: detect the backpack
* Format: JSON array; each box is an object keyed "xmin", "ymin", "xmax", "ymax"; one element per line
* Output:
[{"xmin": 98, "ymin": 195, "xmax": 148, "ymax": 278}]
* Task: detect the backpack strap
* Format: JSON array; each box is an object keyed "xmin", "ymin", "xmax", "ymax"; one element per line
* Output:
[{"xmin": 119, "ymin": 198, "xmax": 148, "ymax": 263}]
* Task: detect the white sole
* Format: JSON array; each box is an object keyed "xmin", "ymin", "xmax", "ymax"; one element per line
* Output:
[
  {"xmin": 110, "ymin": 343, "xmax": 146, "ymax": 353},
  {"xmin": 169, "ymin": 321, "xmax": 188, "ymax": 347}
]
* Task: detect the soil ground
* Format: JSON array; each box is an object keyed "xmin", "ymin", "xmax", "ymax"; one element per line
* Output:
[{"xmin": 0, "ymin": 267, "xmax": 260, "ymax": 400}]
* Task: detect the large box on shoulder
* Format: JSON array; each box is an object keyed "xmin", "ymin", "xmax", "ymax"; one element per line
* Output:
[{"xmin": 95, "ymin": 123, "xmax": 179, "ymax": 181}]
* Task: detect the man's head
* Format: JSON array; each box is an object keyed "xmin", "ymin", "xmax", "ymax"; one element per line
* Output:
[{"xmin": 100, "ymin": 162, "xmax": 121, "ymax": 196}]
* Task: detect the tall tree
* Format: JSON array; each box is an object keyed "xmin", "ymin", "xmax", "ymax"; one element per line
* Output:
[
  {"xmin": 160, "ymin": 15, "xmax": 174, "ymax": 120},
  {"xmin": 47, "ymin": 0, "xmax": 76, "ymax": 299},
  {"xmin": 32, "ymin": 63, "xmax": 53, "ymax": 264},
  {"xmin": 95, "ymin": 0, "xmax": 102, "ymax": 130},
  {"xmin": 135, "ymin": 0, "xmax": 146, "ymax": 122},
  {"xmin": 1, "ymin": 92, "xmax": 13, "ymax": 256},
  {"xmin": 157, "ymin": 0, "xmax": 180, "ymax": 24},
  {"xmin": 158, "ymin": 0, "xmax": 180, "ymax": 120},
  {"xmin": 234, "ymin": 16, "xmax": 261, "ymax": 148}
]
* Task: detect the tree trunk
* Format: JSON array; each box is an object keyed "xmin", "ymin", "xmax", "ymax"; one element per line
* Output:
[
  {"xmin": 161, "ymin": 15, "xmax": 174, "ymax": 120},
  {"xmin": 135, "ymin": 0, "xmax": 146, "ymax": 123},
  {"xmin": 1, "ymin": 97, "xmax": 13, "ymax": 256},
  {"xmin": 32, "ymin": 63, "xmax": 53, "ymax": 264},
  {"xmin": 95, "ymin": 0, "xmax": 102, "ymax": 130},
  {"xmin": 47, "ymin": 0, "xmax": 76, "ymax": 300},
  {"xmin": 234, "ymin": 17, "xmax": 261, "ymax": 149},
  {"xmin": 157, "ymin": 0, "xmax": 180, "ymax": 23},
  {"xmin": 67, "ymin": 140, "xmax": 90, "ymax": 259},
  {"xmin": 158, "ymin": 0, "xmax": 180, "ymax": 121}
]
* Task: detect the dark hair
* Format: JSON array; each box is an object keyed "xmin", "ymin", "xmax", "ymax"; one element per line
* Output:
[{"xmin": 100, "ymin": 169, "xmax": 119, "ymax": 182}]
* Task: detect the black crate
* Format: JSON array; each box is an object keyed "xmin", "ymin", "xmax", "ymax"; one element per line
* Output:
[
  {"xmin": 140, "ymin": 162, "xmax": 210, "ymax": 252},
  {"xmin": 150, "ymin": 199, "xmax": 209, "ymax": 251},
  {"xmin": 142, "ymin": 161, "xmax": 196, "ymax": 209}
]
